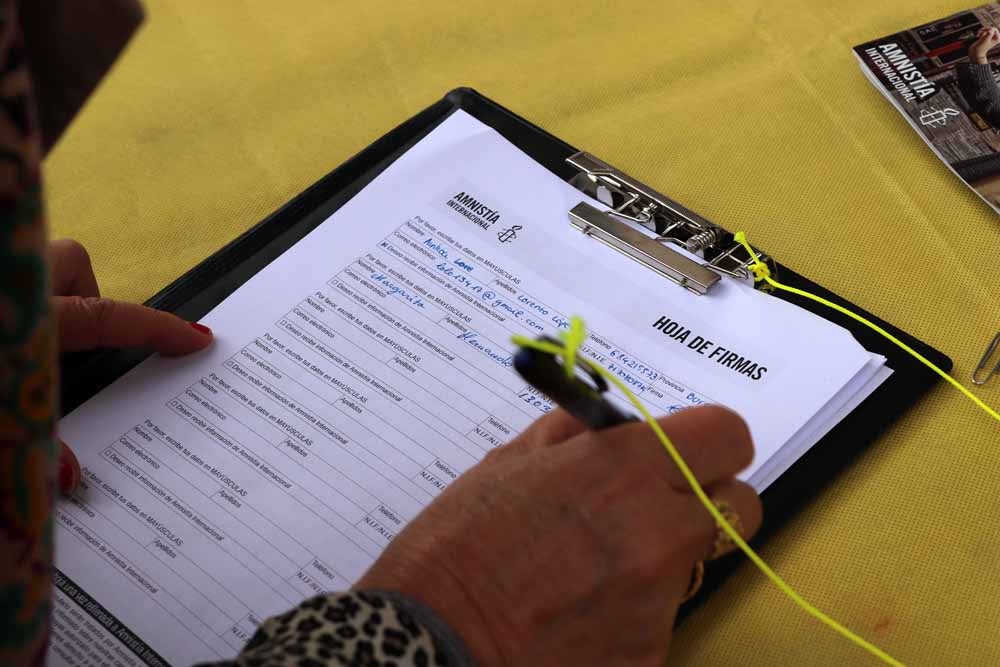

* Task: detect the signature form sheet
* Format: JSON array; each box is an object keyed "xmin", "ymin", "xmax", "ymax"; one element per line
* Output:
[{"xmin": 50, "ymin": 111, "xmax": 883, "ymax": 666}]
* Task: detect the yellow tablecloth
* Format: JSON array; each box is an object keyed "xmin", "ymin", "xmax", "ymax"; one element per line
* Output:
[{"xmin": 46, "ymin": 1, "xmax": 1000, "ymax": 663}]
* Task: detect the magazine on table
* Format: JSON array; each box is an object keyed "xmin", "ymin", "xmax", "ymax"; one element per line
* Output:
[{"xmin": 855, "ymin": 3, "xmax": 1000, "ymax": 212}]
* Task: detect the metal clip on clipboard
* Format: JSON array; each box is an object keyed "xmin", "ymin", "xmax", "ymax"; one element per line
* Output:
[{"xmin": 566, "ymin": 152, "xmax": 775, "ymax": 295}]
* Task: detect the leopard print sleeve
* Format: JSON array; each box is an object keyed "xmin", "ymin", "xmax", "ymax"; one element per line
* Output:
[{"xmin": 198, "ymin": 590, "xmax": 475, "ymax": 667}]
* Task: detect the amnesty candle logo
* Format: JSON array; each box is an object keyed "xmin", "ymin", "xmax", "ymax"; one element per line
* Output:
[
  {"xmin": 919, "ymin": 106, "xmax": 960, "ymax": 128},
  {"xmin": 445, "ymin": 191, "xmax": 502, "ymax": 230},
  {"xmin": 497, "ymin": 225, "xmax": 522, "ymax": 243}
]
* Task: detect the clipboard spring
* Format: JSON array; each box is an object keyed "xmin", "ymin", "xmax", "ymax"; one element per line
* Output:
[{"xmin": 566, "ymin": 151, "xmax": 776, "ymax": 295}]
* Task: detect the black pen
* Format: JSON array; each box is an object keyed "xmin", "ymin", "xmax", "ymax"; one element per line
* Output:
[{"xmin": 512, "ymin": 336, "xmax": 635, "ymax": 430}]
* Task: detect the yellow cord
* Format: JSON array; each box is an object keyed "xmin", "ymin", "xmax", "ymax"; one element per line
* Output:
[
  {"xmin": 732, "ymin": 231, "xmax": 1000, "ymax": 425},
  {"xmin": 560, "ymin": 315, "xmax": 586, "ymax": 379},
  {"xmin": 512, "ymin": 316, "xmax": 905, "ymax": 666}
]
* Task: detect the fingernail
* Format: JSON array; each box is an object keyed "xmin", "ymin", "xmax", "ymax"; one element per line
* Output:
[
  {"xmin": 190, "ymin": 322, "xmax": 212, "ymax": 335},
  {"xmin": 58, "ymin": 459, "xmax": 76, "ymax": 495}
]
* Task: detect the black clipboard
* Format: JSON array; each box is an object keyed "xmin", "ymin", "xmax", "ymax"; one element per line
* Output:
[{"xmin": 60, "ymin": 87, "xmax": 951, "ymax": 618}]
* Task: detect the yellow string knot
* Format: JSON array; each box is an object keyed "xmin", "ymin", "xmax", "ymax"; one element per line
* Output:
[
  {"xmin": 747, "ymin": 261, "xmax": 771, "ymax": 282},
  {"xmin": 734, "ymin": 231, "xmax": 771, "ymax": 283}
]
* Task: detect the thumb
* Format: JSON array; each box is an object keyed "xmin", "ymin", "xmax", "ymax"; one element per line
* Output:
[{"xmin": 55, "ymin": 296, "xmax": 214, "ymax": 355}]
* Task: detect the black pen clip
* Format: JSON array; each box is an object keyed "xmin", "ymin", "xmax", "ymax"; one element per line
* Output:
[{"xmin": 513, "ymin": 336, "xmax": 634, "ymax": 430}]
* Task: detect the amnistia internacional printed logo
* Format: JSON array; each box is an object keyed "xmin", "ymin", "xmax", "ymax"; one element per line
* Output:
[
  {"xmin": 445, "ymin": 190, "xmax": 502, "ymax": 230},
  {"xmin": 862, "ymin": 42, "xmax": 937, "ymax": 104}
]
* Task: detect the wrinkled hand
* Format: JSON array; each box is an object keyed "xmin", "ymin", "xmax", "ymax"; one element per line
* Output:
[
  {"xmin": 356, "ymin": 405, "xmax": 762, "ymax": 666},
  {"xmin": 971, "ymin": 26, "xmax": 1000, "ymax": 64},
  {"xmin": 51, "ymin": 239, "xmax": 214, "ymax": 495}
]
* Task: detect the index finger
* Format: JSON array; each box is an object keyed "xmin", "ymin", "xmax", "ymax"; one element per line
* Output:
[
  {"xmin": 481, "ymin": 409, "xmax": 590, "ymax": 465},
  {"xmin": 55, "ymin": 296, "xmax": 213, "ymax": 355}
]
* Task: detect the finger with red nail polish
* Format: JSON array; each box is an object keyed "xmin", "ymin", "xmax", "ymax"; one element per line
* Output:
[
  {"xmin": 58, "ymin": 440, "xmax": 80, "ymax": 496},
  {"xmin": 54, "ymin": 296, "xmax": 214, "ymax": 356}
]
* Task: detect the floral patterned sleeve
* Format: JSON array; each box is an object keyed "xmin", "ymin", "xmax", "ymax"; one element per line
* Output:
[
  {"xmin": 0, "ymin": 1, "xmax": 58, "ymax": 665},
  {"xmin": 0, "ymin": 4, "xmax": 475, "ymax": 666},
  {"xmin": 0, "ymin": 0, "xmax": 143, "ymax": 663}
]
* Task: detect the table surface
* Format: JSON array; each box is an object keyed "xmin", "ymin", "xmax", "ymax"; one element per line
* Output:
[{"xmin": 46, "ymin": 1, "xmax": 1000, "ymax": 663}]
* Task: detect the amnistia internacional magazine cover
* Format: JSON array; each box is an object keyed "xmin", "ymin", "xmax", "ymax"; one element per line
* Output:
[{"xmin": 855, "ymin": 3, "xmax": 1000, "ymax": 211}]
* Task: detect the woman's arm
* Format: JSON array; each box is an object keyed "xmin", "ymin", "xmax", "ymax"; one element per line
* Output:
[{"xmin": 0, "ymin": 1, "xmax": 57, "ymax": 663}]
